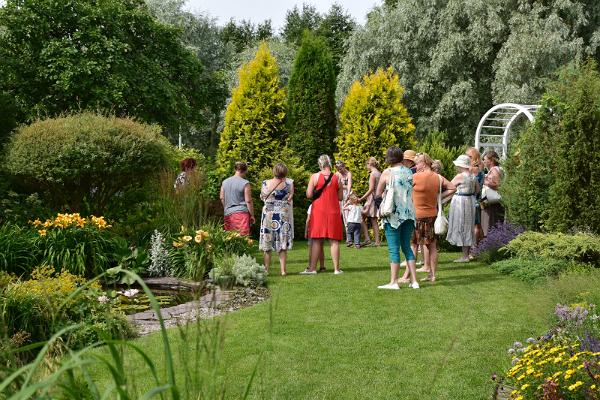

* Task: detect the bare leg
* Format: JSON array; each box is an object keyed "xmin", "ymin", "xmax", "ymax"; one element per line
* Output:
[
  {"xmin": 309, "ymin": 239, "xmax": 324, "ymax": 271},
  {"xmin": 330, "ymin": 240, "xmax": 341, "ymax": 272},
  {"xmin": 428, "ymin": 241, "xmax": 438, "ymax": 281},
  {"xmin": 263, "ymin": 251, "xmax": 271, "ymax": 274},
  {"xmin": 400, "ymin": 265, "xmax": 410, "ymax": 282},
  {"xmin": 307, "ymin": 241, "xmax": 313, "ymax": 268},
  {"xmin": 462, "ymin": 246, "xmax": 470, "ymax": 260},
  {"xmin": 423, "ymin": 245, "xmax": 430, "ymax": 270},
  {"xmin": 361, "ymin": 219, "xmax": 371, "ymax": 244},
  {"xmin": 407, "ymin": 259, "xmax": 418, "ymax": 284},
  {"xmin": 389, "ymin": 262, "xmax": 400, "ymax": 284},
  {"xmin": 279, "ymin": 250, "xmax": 287, "ymax": 276},
  {"xmin": 319, "ymin": 246, "xmax": 325, "ymax": 270},
  {"xmin": 371, "ymin": 218, "xmax": 380, "ymax": 246}
]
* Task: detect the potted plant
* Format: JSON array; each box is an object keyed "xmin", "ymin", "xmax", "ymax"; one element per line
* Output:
[{"xmin": 210, "ymin": 255, "xmax": 236, "ymax": 290}]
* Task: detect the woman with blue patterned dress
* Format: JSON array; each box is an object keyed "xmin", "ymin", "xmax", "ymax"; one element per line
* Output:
[
  {"xmin": 375, "ymin": 147, "xmax": 420, "ymax": 290},
  {"xmin": 259, "ymin": 163, "xmax": 294, "ymax": 276}
]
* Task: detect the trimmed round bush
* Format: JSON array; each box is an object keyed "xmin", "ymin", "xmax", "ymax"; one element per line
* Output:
[{"xmin": 4, "ymin": 113, "xmax": 171, "ymax": 213}]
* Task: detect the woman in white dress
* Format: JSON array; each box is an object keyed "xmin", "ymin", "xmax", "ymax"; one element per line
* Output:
[{"xmin": 446, "ymin": 155, "xmax": 480, "ymax": 263}]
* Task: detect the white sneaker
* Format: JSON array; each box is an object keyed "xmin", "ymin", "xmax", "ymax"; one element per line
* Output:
[
  {"xmin": 299, "ymin": 269, "xmax": 317, "ymax": 275},
  {"xmin": 334, "ymin": 269, "xmax": 344, "ymax": 275},
  {"xmin": 409, "ymin": 282, "xmax": 420, "ymax": 289},
  {"xmin": 416, "ymin": 261, "xmax": 423, "ymax": 266},
  {"xmin": 378, "ymin": 283, "xmax": 400, "ymax": 290}
]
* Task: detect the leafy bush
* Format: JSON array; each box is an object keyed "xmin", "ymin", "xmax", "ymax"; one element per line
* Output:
[
  {"xmin": 0, "ymin": 266, "xmax": 135, "ymax": 355},
  {"xmin": 472, "ymin": 222, "xmax": 524, "ymax": 264},
  {"xmin": 503, "ymin": 232, "xmax": 600, "ymax": 265},
  {"xmin": 490, "ymin": 258, "xmax": 578, "ymax": 283},
  {"xmin": 416, "ymin": 131, "xmax": 465, "ymax": 180},
  {"xmin": 148, "ymin": 230, "xmax": 171, "ymax": 277},
  {"xmin": 31, "ymin": 213, "xmax": 121, "ymax": 278},
  {"xmin": 502, "ymin": 61, "xmax": 600, "ymax": 233},
  {"xmin": 216, "ymin": 42, "xmax": 287, "ymax": 178},
  {"xmin": 170, "ymin": 223, "xmax": 254, "ymax": 281},
  {"xmin": 287, "ymin": 32, "xmax": 336, "ymax": 170},
  {"xmin": 502, "ymin": 303, "xmax": 600, "ymax": 399},
  {"xmin": 4, "ymin": 113, "xmax": 171, "ymax": 213},
  {"xmin": 336, "ymin": 67, "xmax": 416, "ymax": 194},
  {"xmin": 210, "ymin": 254, "xmax": 266, "ymax": 287}
]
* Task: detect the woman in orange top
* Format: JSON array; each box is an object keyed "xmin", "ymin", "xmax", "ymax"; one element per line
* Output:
[{"xmin": 408, "ymin": 153, "xmax": 455, "ymax": 282}]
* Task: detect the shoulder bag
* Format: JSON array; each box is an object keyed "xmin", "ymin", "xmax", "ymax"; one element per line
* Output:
[
  {"xmin": 434, "ymin": 174, "xmax": 448, "ymax": 235},
  {"xmin": 311, "ymin": 173, "xmax": 334, "ymax": 201},
  {"xmin": 378, "ymin": 170, "xmax": 396, "ymax": 218}
]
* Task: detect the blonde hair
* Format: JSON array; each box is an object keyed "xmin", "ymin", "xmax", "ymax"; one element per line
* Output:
[
  {"xmin": 466, "ymin": 147, "xmax": 482, "ymax": 168},
  {"xmin": 416, "ymin": 152, "xmax": 433, "ymax": 168},
  {"xmin": 367, "ymin": 157, "xmax": 379, "ymax": 168},
  {"xmin": 273, "ymin": 162, "xmax": 288, "ymax": 179},
  {"xmin": 431, "ymin": 160, "xmax": 443, "ymax": 174},
  {"xmin": 317, "ymin": 154, "xmax": 331, "ymax": 170}
]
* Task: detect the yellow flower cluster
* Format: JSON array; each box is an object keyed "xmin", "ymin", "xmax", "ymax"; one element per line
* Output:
[
  {"xmin": 6, "ymin": 266, "xmax": 100, "ymax": 301},
  {"xmin": 30, "ymin": 213, "xmax": 111, "ymax": 235},
  {"xmin": 173, "ymin": 229, "xmax": 211, "ymax": 248},
  {"xmin": 507, "ymin": 341, "xmax": 600, "ymax": 399}
]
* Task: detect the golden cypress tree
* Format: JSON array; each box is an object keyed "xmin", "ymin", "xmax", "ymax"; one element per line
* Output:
[
  {"xmin": 217, "ymin": 42, "xmax": 286, "ymax": 177},
  {"xmin": 335, "ymin": 67, "xmax": 416, "ymax": 194}
]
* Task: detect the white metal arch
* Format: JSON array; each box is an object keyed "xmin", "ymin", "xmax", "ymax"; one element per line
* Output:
[{"xmin": 474, "ymin": 103, "xmax": 540, "ymax": 159}]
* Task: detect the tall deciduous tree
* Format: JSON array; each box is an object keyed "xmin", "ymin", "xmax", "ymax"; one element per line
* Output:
[
  {"xmin": 288, "ymin": 32, "xmax": 336, "ymax": 170},
  {"xmin": 336, "ymin": 68, "xmax": 416, "ymax": 195},
  {"xmin": 0, "ymin": 0, "xmax": 211, "ymax": 141},
  {"xmin": 217, "ymin": 43, "xmax": 286, "ymax": 178},
  {"xmin": 337, "ymin": 0, "xmax": 600, "ymax": 146}
]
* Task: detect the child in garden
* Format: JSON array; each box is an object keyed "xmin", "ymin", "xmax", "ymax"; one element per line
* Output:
[
  {"xmin": 305, "ymin": 205, "xmax": 325, "ymax": 271},
  {"xmin": 343, "ymin": 192, "xmax": 363, "ymax": 249}
]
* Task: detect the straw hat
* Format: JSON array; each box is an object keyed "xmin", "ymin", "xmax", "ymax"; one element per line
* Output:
[
  {"xmin": 403, "ymin": 150, "xmax": 417, "ymax": 162},
  {"xmin": 453, "ymin": 154, "xmax": 472, "ymax": 169}
]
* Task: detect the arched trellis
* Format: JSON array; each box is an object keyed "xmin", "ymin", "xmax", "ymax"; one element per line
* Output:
[{"xmin": 474, "ymin": 103, "xmax": 540, "ymax": 159}]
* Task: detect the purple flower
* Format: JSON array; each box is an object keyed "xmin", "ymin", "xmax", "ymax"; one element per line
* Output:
[
  {"xmin": 472, "ymin": 222, "xmax": 525, "ymax": 257},
  {"xmin": 555, "ymin": 304, "xmax": 589, "ymax": 326}
]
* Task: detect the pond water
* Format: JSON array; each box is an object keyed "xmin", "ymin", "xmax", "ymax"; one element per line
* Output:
[{"xmin": 107, "ymin": 286, "xmax": 202, "ymax": 315}]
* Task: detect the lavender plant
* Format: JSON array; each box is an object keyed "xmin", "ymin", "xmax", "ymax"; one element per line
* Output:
[
  {"xmin": 148, "ymin": 230, "xmax": 171, "ymax": 277},
  {"xmin": 472, "ymin": 221, "xmax": 525, "ymax": 263}
]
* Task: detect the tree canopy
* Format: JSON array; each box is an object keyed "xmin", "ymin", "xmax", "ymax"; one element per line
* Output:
[{"xmin": 0, "ymin": 0, "xmax": 213, "ymax": 141}]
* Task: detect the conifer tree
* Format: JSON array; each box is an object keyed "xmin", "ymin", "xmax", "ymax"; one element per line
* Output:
[
  {"xmin": 336, "ymin": 68, "xmax": 416, "ymax": 194},
  {"xmin": 287, "ymin": 32, "xmax": 336, "ymax": 170},
  {"xmin": 217, "ymin": 42, "xmax": 286, "ymax": 177}
]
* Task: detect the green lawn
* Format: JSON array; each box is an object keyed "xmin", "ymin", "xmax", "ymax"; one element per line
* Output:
[{"xmin": 93, "ymin": 243, "xmax": 594, "ymax": 399}]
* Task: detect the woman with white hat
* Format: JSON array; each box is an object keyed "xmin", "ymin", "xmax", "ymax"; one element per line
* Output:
[{"xmin": 446, "ymin": 154, "xmax": 480, "ymax": 262}]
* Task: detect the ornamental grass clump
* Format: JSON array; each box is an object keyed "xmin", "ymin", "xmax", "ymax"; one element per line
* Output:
[
  {"xmin": 501, "ymin": 303, "xmax": 600, "ymax": 399},
  {"xmin": 472, "ymin": 221, "xmax": 525, "ymax": 264}
]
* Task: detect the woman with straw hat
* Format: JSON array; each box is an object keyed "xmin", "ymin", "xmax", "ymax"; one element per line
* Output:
[{"xmin": 446, "ymin": 154, "xmax": 480, "ymax": 263}]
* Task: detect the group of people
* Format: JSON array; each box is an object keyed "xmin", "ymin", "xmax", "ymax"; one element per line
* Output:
[{"xmin": 209, "ymin": 145, "xmax": 505, "ymax": 288}]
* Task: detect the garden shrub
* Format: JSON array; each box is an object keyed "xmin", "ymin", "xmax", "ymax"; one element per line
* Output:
[
  {"xmin": 170, "ymin": 223, "xmax": 254, "ymax": 281},
  {"xmin": 287, "ymin": 32, "xmax": 336, "ymax": 170},
  {"xmin": 0, "ymin": 266, "xmax": 135, "ymax": 356},
  {"xmin": 210, "ymin": 254, "xmax": 266, "ymax": 287},
  {"xmin": 416, "ymin": 131, "xmax": 465, "ymax": 180},
  {"xmin": 336, "ymin": 67, "xmax": 416, "ymax": 194},
  {"xmin": 216, "ymin": 42, "xmax": 287, "ymax": 178},
  {"xmin": 503, "ymin": 231, "xmax": 600, "ymax": 265},
  {"xmin": 502, "ymin": 61, "xmax": 600, "ymax": 233},
  {"xmin": 490, "ymin": 258, "xmax": 578, "ymax": 283},
  {"xmin": 4, "ymin": 113, "xmax": 171, "ymax": 213},
  {"xmin": 472, "ymin": 222, "xmax": 524, "ymax": 264}
]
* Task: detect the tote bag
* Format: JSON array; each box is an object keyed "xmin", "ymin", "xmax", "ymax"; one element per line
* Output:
[
  {"xmin": 434, "ymin": 175, "xmax": 448, "ymax": 235},
  {"xmin": 378, "ymin": 170, "xmax": 395, "ymax": 218}
]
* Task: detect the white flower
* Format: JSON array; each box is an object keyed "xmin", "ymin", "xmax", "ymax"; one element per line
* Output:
[
  {"xmin": 122, "ymin": 289, "xmax": 139, "ymax": 298},
  {"xmin": 526, "ymin": 337, "xmax": 537, "ymax": 344},
  {"xmin": 97, "ymin": 295, "xmax": 109, "ymax": 304},
  {"xmin": 508, "ymin": 348, "xmax": 515, "ymax": 354}
]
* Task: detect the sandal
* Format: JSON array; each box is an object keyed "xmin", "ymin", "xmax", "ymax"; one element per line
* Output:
[{"xmin": 319, "ymin": 267, "xmax": 327, "ymax": 272}]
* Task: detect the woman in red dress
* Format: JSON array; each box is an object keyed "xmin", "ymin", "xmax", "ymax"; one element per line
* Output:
[{"xmin": 302, "ymin": 154, "xmax": 344, "ymax": 275}]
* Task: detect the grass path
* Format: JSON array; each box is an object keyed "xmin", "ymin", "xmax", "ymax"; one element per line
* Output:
[{"xmin": 96, "ymin": 243, "xmax": 579, "ymax": 399}]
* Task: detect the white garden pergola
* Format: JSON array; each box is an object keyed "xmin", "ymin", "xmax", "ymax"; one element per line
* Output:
[{"xmin": 474, "ymin": 103, "xmax": 541, "ymax": 159}]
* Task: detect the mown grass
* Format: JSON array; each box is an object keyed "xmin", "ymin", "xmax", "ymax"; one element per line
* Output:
[{"xmin": 91, "ymin": 242, "xmax": 599, "ymax": 399}]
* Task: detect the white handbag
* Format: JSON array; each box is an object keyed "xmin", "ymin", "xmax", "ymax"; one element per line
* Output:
[
  {"xmin": 378, "ymin": 170, "xmax": 395, "ymax": 218},
  {"xmin": 481, "ymin": 185, "xmax": 501, "ymax": 204},
  {"xmin": 434, "ymin": 175, "xmax": 448, "ymax": 235}
]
